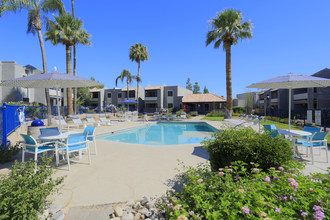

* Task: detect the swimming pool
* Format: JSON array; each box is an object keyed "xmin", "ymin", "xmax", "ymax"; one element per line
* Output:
[{"xmin": 97, "ymin": 122, "xmax": 218, "ymax": 145}]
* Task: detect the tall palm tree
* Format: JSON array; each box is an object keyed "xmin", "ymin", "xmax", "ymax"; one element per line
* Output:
[
  {"xmin": 45, "ymin": 12, "xmax": 91, "ymax": 115},
  {"xmin": 1, "ymin": 0, "xmax": 65, "ymax": 125},
  {"xmin": 115, "ymin": 70, "xmax": 141, "ymax": 111},
  {"xmin": 206, "ymin": 9, "xmax": 252, "ymax": 119},
  {"xmin": 129, "ymin": 43, "xmax": 149, "ymax": 112},
  {"xmin": 71, "ymin": 0, "xmax": 77, "ymax": 114}
]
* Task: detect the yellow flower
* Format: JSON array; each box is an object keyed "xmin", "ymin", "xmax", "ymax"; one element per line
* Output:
[
  {"xmin": 264, "ymin": 218, "xmax": 272, "ymax": 220},
  {"xmin": 259, "ymin": 211, "xmax": 267, "ymax": 217},
  {"xmin": 177, "ymin": 215, "xmax": 188, "ymax": 220},
  {"xmin": 238, "ymin": 189, "xmax": 244, "ymax": 193}
]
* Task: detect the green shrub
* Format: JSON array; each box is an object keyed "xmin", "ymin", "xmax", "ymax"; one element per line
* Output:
[
  {"xmin": 206, "ymin": 110, "xmax": 225, "ymax": 117},
  {"xmin": 0, "ymin": 156, "xmax": 64, "ymax": 219},
  {"xmin": 202, "ymin": 128, "xmax": 293, "ymax": 172},
  {"xmin": 164, "ymin": 161, "xmax": 330, "ymax": 219},
  {"xmin": 190, "ymin": 111, "xmax": 198, "ymax": 117},
  {"xmin": 0, "ymin": 143, "xmax": 20, "ymax": 164},
  {"xmin": 233, "ymin": 106, "xmax": 246, "ymax": 113},
  {"xmin": 186, "ymin": 114, "xmax": 191, "ymax": 119},
  {"xmin": 176, "ymin": 109, "xmax": 184, "ymax": 117}
]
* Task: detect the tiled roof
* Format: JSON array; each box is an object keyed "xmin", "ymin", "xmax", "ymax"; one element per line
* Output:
[
  {"xmin": 145, "ymin": 85, "xmax": 161, "ymax": 90},
  {"xmin": 122, "ymin": 87, "xmax": 136, "ymax": 91},
  {"xmin": 90, "ymin": 88, "xmax": 102, "ymax": 92},
  {"xmin": 182, "ymin": 94, "xmax": 226, "ymax": 103}
]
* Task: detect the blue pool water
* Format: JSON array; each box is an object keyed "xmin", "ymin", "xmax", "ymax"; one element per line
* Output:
[{"xmin": 97, "ymin": 122, "xmax": 218, "ymax": 145}]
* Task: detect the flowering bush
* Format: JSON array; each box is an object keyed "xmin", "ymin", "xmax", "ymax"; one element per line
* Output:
[
  {"xmin": 164, "ymin": 161, "xmax": 330, "ymax": 219},
  {"xmin": 202, "ymin": 128, "xmax": 293, "ymax": 172}
]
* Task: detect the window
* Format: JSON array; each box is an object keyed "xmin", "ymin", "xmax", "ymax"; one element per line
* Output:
[
  {"xmin": 146, "ymin": 103, "xmax": 158, "ymax": 108},
  {"xmin": 118, "ymin": 93, "xmax": 122, "ymax": 98},
  {"xmin": 92, "ymin": 92, "xmax": 99, "ymax": 98},
  {"xmin": 314, "ymin": 87, "xmax": 317, "ymax": 93},
  {"xmin": 129, "ymin": 91, "xmax": 135, "ymax": 98},
  {"xmin": 168, "ymin": 103, "xmax": 173, "ymax": 108},
  {"xmin": 168, "ymin": 91, "xmax": 173, "ymax": 97},
  {"xmin": 145, "ymin": 90, "xmax": 157, "ymax": 97},
  {"xmin": 107, "ymin": 93, "xmax": 111, "ymax": 98}
]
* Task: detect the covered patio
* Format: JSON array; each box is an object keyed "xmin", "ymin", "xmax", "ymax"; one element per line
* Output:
[{"xmin": 182, "ymin": 93, "xmax": 226, "ymax": 114}]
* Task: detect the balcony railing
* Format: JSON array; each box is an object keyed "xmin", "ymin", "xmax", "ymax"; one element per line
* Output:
[
  {"xmin": 145, "ymin": 97, "xmax": 158, "ymax": 101},
  {"xmin": 293, "ymin": 93, "xmax": 308, "ymax": 100},
  {"xmin": 271, "ymin": 98, "xmax": 278, "ymax": 103}
]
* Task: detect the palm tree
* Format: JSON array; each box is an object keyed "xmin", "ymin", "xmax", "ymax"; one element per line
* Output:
[
  {"xmin": 1, "ymin": 0, "xmax": 65, "ymax": 125},
  {"xmin": 129, "ymin": 43, "xmax": 149, "ymax": 112},
  {"xmin": 71, "ymin": 0, "xmax": 77, "ymax": 114},
  {"xmin": 45, "ymin": 12, "xmax": 91, "ymax": 115},
  {"xmin": 115, "ymin": 70, "xmax": 141, "ymax": 110},
  {"xmin": 206, "ymin": 9, "xmax": 252, "ymax": 119}
]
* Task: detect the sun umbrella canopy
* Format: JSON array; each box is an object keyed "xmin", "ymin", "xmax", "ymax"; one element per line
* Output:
[
  {"xmin": 120, "ymin": 100, "xmax": 137, "ymax": 104},
  {"xmin": 0, "ymin": 70, "xmax": 102, "ymax": 88},
  {"xmin": 247, "ymin": 72, "xmax": 330, "ymax": 131},
  {"xmin": 247, "ymin": 73, "xmax": 330, "ymax": 89}
]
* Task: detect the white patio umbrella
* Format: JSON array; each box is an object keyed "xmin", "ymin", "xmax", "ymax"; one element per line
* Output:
[
  {"xmin": 247, "ymin": 73, "xmax": 330, "ymax": 131},
  {"xmin": 0, "ymin": 68, "xmax": 103, "ymax": 132}
]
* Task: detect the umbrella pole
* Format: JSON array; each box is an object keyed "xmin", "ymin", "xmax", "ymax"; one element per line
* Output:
[
  {"xmin": 288, "ymin": 87, "xmax": 291, "ymax": 131},
  {"xmin": 56, "ymin": 87, "xmax": 62, "ymax": 133}
]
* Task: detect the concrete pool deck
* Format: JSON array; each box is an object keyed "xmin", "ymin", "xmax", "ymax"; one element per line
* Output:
[{"xmin": 1, "ymin": 117, "xmax": 329, "ymax": 217}]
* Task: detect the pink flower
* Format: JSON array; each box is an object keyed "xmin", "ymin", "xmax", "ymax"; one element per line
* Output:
[
  {"xmin": 288, "ymin": 178, "xmax": 296, "ymax": 182},
  {"xmin": 273, "ymin": 177, "xmax": 280, "ymax": 180},
  {"xmin": 241, "ymin": 206, "xmax": 250, "ymax": 214},
  {"xmin": 218, "ymin": 172, "xmax": 224, "ymax": 176},
  {"xmin": 289, "ymin": 168, "xmax": 295, "ymax": 172},
  {"xmin": 235, "ymin": 175, "xmax": 240, "ymax": 179},
  {"xmin": 174, "ymin": 204, "xmax": 182, "ymax": 210},
  {"xmin": 264, "ymin": 176, "xmax": 271, "ymax": 182},
  {"xmin": 198, "ymin": 179, "xmax": 203, "ymax": 183},
  {"xmin": 168, "ymin": 203, "xmax": 173, "ymax": 208},
  {"xmin": 259, "ymin": 211, "xmax": 267, "ymax": 217},
  {"xmin": 189, "ymin": 211, "xmax": 194, "ymax": 215},
  {"xmin": 301, "ymin": 211, "xmax": 308, "ymax": 216},
  {"xmin": 290, "ymin": 181, "xmax": 299, "ymax": 190},
  {"xmin": 278, "ymin": 167, "xmax": 284, "ymax": 171},
  {"xmin": 238, "ymin": 189, "xmax": 244, "ymax": 193},
  {"xmin": 252, "ymin": 168, "xmax": 259, "ymax": 172},
  {"xmin": 219, "ymin": 168, "xmax": 223, "ymax": 171},
  {"xmin": 275, "ymin": 208, "xmax": 281, "ymax": 213},
  {"xmin": 227, "ymin": 168, "xmax": 233, "ymax": 172}
]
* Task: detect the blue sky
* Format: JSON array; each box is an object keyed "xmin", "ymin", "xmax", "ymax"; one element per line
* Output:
[{"xmin": 1, "ymin": 0, "xmax": 330, "ymax": 97}]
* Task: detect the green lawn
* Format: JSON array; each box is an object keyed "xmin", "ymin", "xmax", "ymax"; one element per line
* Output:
[{"xmin": 201, "ymin": 117, "xmax": 224, "ymax": 121}]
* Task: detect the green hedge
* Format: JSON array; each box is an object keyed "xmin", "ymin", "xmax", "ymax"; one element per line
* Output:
[
  {"xmin": 202, "ymin": 128, "xmax": 293, "ymax": 172},
  {"xmin": 206, "ymin": 110, "xmax": 226, "ymax": 117}
]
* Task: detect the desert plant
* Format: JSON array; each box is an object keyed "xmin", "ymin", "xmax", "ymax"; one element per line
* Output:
[
  {"xmin": 0, "ymin": 156, "xmax": 64, "ymax": 219},
  {"xmin": 202, "ymin": 128, "xmax": 293, "ymax": 172},
  {"xmin": 0, "ymin": 143, "xmax": 20, "ymax": 164}
]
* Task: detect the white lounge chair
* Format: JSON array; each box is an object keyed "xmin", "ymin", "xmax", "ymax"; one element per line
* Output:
[
  {"xmin": 55, "ymin": 116, "xmax": 79, "ymax": 130},
  {"xmin": 99, "ymin": 114, "xmax": 111, "ymax": 126},
  {"xmin": 69, "ymin": 115, "xmax": 88, "ymax": 128},
  {"xmin": 86, "ymin": 115, "xmax": 101, "ymax": 127}
]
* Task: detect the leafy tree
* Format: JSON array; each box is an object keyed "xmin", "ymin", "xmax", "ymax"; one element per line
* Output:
[
  {"xmin": 129, "ymin": 43, "xmax": 149, "ymax": 112},
  {"xmin": 115, "ymin": 69, "xmax": 141, "ymax": 101},
  {"xmin": 206, "ymin": 9, "xmax": 252, "ymax": 119},
  {"xmin": 245, "ymin": 92, "xmax": 254, "ymax": 114},
  {"xmin": 90, "ymin": 77, "xmax": 104, "ymax": 89},
  {"xmin": 45, "ymin": 12, "xmax": 91, "ymax": 115},
  {"xmin": 203, "ymin": 86, "xmax": 209, "ymax": 94},
  {"xmin": 186, "ymin": 78, "xmax": 192, "ymax": 91},
  {"xmin": 1, "ymin": 0, "xmax": 65, "ymax": 125},
  {"xmin": 193, "ymin": 82, "xmax": 200, "ymax": 94},
  {"xmin": 77, "ymin": 87, "xmax": 91, "ymax": 106}
]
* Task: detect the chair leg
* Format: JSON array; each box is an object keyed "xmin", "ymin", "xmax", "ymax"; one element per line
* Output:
[
  {"xmin": 310, "ymin": 146, "xmax": 314, "ymax": 165},
  {"xmin": 325, "ymin": 145, "xmax": 329, "ymax": 163},
  {"xmin": 87, "ymin": 146, "xmax": 91, "ymax": 164},
  {"xmin": 66, "ymin": 151, "xmax": 71, "ymax": 171},
  {"xmin": 22, "ymin": 148, "xmax": 25, "ymax": 162},
  {"xmin": 306, "ymin": 147, "xmax": 308, "ymax": 157},
  {"xmin": 94, "ymin": 140, "xmax": 97, "ymax": 155}
]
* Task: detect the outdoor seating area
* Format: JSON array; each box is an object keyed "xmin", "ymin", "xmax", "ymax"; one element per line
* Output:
[
  {"xmin": 263, "ymin": 124, "xmax": 329, "ymax": 165},
  {"xmin": 20, "ymin": 126, "xmax": 97, "ymax": 171}
]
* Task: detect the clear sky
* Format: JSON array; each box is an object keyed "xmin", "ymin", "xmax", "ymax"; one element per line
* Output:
[{"xmin": 1, "ymin": 0, "xmax": 330, "ymax": 97}]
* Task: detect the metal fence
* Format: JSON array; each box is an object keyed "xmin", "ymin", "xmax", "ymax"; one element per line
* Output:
[{"xmin": 0, "ymin": 104, "xmax": 20, "ymax": 146}]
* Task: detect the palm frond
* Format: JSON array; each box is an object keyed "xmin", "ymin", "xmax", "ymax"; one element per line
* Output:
[
  {"xmin": 129, "ymin": 43, "xmax": 149, "ymax": 63},
  {"xmin": 41, "ymin": 0, "xmax": 65, "ymax": 14},
  {"xmin": 206, "ymin": 8, "xmax": 253, "ymax": 49}
]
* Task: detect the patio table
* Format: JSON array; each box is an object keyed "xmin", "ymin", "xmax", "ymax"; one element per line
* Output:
[
  {"xmin": 276, "ymin": 129, "xmax": 312, "ymax": 159},
  {"xmin": 39, "ymin": 131, "xmax": 79, "ymax": 166}
]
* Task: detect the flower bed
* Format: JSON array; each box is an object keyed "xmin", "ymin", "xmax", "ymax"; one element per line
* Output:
[{"xmin": 164, "ymin": 161, "xmax": 330, "ymax": 219}]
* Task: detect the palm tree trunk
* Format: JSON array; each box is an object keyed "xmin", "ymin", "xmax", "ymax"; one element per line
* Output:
[
  {"xmin": 66, "ymin": 45, "xmax": 73, "ymax": 115},
  {"xmin": 225, "ymin": 42, "xmax": 232, "ymax": 119},
  {"xmin": 136, "ymin": 62, "xmax": 140, "ymax": 112},
  {"xmin": 72, "ymin": 0, "xmax": 77, "ymax": 114},
  {"xmin": 127, "ymin": 80, "xmax": 129, "ymax": 111},
  {"xmin": 37, "ymin": 29, "xmax": 52, "ymax": 125}
]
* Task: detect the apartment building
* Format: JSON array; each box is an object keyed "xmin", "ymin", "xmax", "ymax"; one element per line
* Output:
[
  {"xmin": 103, "ymin": 85, "xmax": 144, "ymax": 111},
  {"xmin": 144, "ymin": 85, "xmax": 192, "ymax": 113},
  {"xmin": 257, "ymin": 68, "xmax": 330, "ymax": 116},
  {"xmin": 0, "ymin": 61, "xmax": 63, "ymax": 105},
  {"xmin": 233, "ymin": 92, "xmax": 259, "ymax": 108}
]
